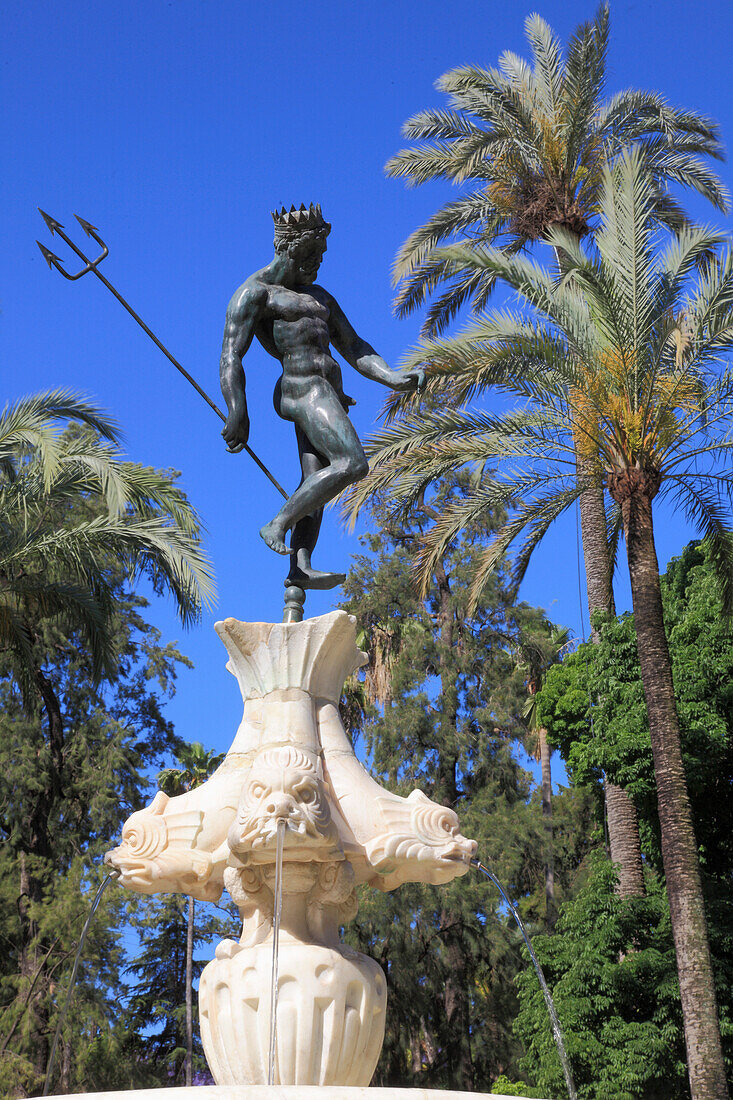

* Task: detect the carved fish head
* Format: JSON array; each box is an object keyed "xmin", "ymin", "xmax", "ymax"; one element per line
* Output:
[
  {"xmin": 105, "ymin": 791, "xmax": 212, "ymax": 897},
  {"xmin": 365, "ymin": 790, "xmax": 477, "ymax": 890},
  {"xmin": 105, "ymin": 791, "xmax": 170, "ymax": 890},
  {"xmin": 410, "ymin": 791, "xmax": 478, "ymax": 867}
]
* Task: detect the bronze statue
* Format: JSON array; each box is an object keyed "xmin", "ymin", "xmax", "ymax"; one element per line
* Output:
[{"xmin": 219, "ymin": 204, "xmax": 424, "ymax": 591}]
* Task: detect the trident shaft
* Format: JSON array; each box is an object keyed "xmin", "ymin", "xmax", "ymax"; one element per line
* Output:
[{"xmin": 36, "ymin": 209, "xmax": 288, "ymax": 500}]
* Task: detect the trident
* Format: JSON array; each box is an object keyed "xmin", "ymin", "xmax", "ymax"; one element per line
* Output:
[{"xmin": 36, "ymin": 209, "xmax": 288, "ymax": 500}]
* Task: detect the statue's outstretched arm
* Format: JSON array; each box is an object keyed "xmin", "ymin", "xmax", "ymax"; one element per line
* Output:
[
  {"xmin": 326, "ymin": 293, "xmax": 424, "ymax": 392},
  {"xmin": 220, "ymin": 283, "xmax": 267, "ymax": 452}
]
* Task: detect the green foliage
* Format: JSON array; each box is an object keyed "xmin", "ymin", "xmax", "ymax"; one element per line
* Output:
[
  {"xmin": 531, "ymin": 544, "xmax": 733, "ymax": 1091},
  {"xmin": 340, "ymin": 486, "xmax": 586, "ymax": 1091},
  {"xmin": 514, "ymin": 855, "xmax": 688, "ymax": 1099},
  {"xmin": 539, "ymin": 543, "xmax": 733, "ymax": 872},
  {"xmin": 491, "ymin": 1074, "xmax": 545, "ymax": 1096}
]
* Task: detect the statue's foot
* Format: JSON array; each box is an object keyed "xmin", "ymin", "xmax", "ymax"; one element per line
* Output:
[
  {"xmin": 259, "ymin": 521, "xmax": 290, "ymax": 556},
  {"xmin": 286, "ymin": 565, "xmax": 346, "ymax": 591}
]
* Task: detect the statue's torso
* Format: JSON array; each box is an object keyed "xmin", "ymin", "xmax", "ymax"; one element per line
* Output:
[
  {"xmin": 256, "ymin": 284, "xmax": 338, "ymax": 373},
  {"xmin": 253, "ymin": 281, "xmax": 346, "ymax": 410}
]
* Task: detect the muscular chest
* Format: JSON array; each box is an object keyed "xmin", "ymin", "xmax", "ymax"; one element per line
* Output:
[{"xmin": 267, "ymin": 286, "xmax": 330, "ymax": 327}]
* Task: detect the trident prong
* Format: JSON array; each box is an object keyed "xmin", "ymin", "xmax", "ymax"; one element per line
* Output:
[
  {"xmin": 75, "ymin": 214, "xmax": 109, "ymax": 265},
  {"xmin": 36, "ymin": 241, "xmax": 66, "ymax": 273},
  {"xmin": 36, "ymin": 208, "xmax": 108, "ymax": 280},
  {"xmin": 36, "ymin": 207, "xmax": 289, "ymax": 501}
]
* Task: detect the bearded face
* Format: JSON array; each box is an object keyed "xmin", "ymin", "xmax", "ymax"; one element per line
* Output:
[
  {"xmin": 286, "ymin": 231, "xmax": 327, "ymax": 284},
  {"xmin": 228, "ymin": 747, "xmax": 338, "ymax": 862}
]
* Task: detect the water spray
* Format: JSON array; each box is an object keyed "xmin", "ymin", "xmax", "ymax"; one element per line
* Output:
[
  {"xmin": 43, "ymin": 868, "xmax": 120, "ymax": 1097},
  {"xmin": 470, "ymin": 856, "xmax": 577, "ymax": 1100}
]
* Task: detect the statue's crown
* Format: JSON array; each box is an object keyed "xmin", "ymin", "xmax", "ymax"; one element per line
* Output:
[{"xmin": 272, "ymin": 203, "xmax": 331, "ymax": 239}]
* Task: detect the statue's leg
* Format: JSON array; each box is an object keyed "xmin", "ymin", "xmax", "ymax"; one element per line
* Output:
[
  {"xmin": 260, "ymin": 382, "xmax": 367, "ymax": 556},
  {"xmin": 286, "ymin": 428, "xmax": 346, "ymax": 590}
]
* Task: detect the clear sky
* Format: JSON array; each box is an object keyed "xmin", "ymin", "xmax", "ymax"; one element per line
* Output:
[{"xmin": 4, "ymin": 0, "xmax": 733, "ymax": 763}]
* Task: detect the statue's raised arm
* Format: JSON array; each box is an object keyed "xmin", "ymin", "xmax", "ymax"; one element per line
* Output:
[{"xmin": 325, "ymin": 290, "xmax": 425, "ymax": 393}]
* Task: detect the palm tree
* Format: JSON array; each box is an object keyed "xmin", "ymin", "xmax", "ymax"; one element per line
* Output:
[
  {"xmin": 516, "ymin": 624, "xmax": 570, "ymax": 928},
  {"xmin": 386, "ymin": 4, "xmax": 728, "ymax": 338},
  {"xmin": 347, "ymin": 152, "xmax": 732, "ymax": 1099},
  {"xmin": 0, "ymin": 389, "xmax": 214, "ymax": 1083},
  {"xmin": 1, "ymin": 390, "xmax": 214, "ymax": 702},
  {"xmin": 385, "ymin": 5, "xmax": 729, "ymax": 898},
  {"xmin": 158, "ymin": 742, "xmax": 225, "ymax": 1087}
]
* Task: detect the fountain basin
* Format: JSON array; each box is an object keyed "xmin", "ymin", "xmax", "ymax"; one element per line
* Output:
[
  {"xmin": 48, "ymin": 1088, "xmax": 549, "ymax": 1099},
  {"xmin": 105, "ymin": 613, "xmax": 479, "ymax": 1092}
]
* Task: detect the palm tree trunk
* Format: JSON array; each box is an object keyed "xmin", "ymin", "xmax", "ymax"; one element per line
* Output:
[
  {"xmin": 578, "ymin": 459, "xmax": 645, "ymax": 897},
  {"xmin": 578, "ymin": 467, "xmax": 615, "ymax": 630},
  {"xmin": 185, "ymin": 895, "xmax": 194, "ymax": 1087},
  {"xmin": 618, "ymin": 476, "xmax": 727, "ymax": 1100},
  {"xmin": 538, "ymin": 728, "xmax": 556, "ymax": 929},
  {"xmin": 605, "ymin": 779, "xmax": 645, "ymax": 897}
]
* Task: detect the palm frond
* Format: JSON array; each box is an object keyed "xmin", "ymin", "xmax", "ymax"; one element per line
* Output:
[
  {"xmin": 563, "ymin": 4, "xmax": 610, "ymax": 170},
  {"xmin": 524, "ymin": 12, "xmax": 565, "ymax": 125},
  {"xmin": 0, "ymin": 390, "xmax": 120, "ymax": 490},
  {"xmin": 391, "ymin": 192, "xmax": 503, "ymax": 285}
]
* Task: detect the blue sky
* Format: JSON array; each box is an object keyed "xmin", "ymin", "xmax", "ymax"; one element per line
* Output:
[{"xmin": 4, "ymin": 0, "xmax": 733, "ymax": 768}]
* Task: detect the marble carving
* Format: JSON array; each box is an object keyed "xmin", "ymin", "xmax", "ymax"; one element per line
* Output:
[{"xmin": 106, "ymin": 611, "xmax": 477, "ymax": 1087}]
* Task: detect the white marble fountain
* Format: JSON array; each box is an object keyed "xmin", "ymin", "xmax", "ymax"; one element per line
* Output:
[{"xmin": 51, "ymin": 611, "xmax": 546, "ymax": 1098}]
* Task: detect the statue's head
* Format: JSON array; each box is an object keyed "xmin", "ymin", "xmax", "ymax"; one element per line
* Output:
[{"xmin": 272, "ymin": 203, "xmax": 331, "ymax": 284}]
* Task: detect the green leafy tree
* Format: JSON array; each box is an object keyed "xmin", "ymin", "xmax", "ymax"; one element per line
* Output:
[
  {"xmin": 0, "ymin": 390, "xmax": 214, "ymax": 1095},
  {"xmin": 347, "ymin": 153, "xmax": 733, "ymax": 1097},
  {"xmin": 157, "ymin": 742, "xmax": 225, "ymax": 1086},
  {"xmin": 340, "ymin": 488, "xmax": 585, "ymax": 1090},
  {"xmin": 534, "ymin": 543, "xmax": 733, "ymax": 1093},
  {"xmin": 514, "ymin": 855, "xmax": 688, "ymax": 1100}
]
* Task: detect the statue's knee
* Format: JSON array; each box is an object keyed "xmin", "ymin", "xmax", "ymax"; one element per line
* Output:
[
  {"xmin": 334, "ymin": 456, "xmax": 368, "ymax": 487},
  {"xmin": 351, "ymin": 455, "xmax": 369, "ymax": 482}
]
